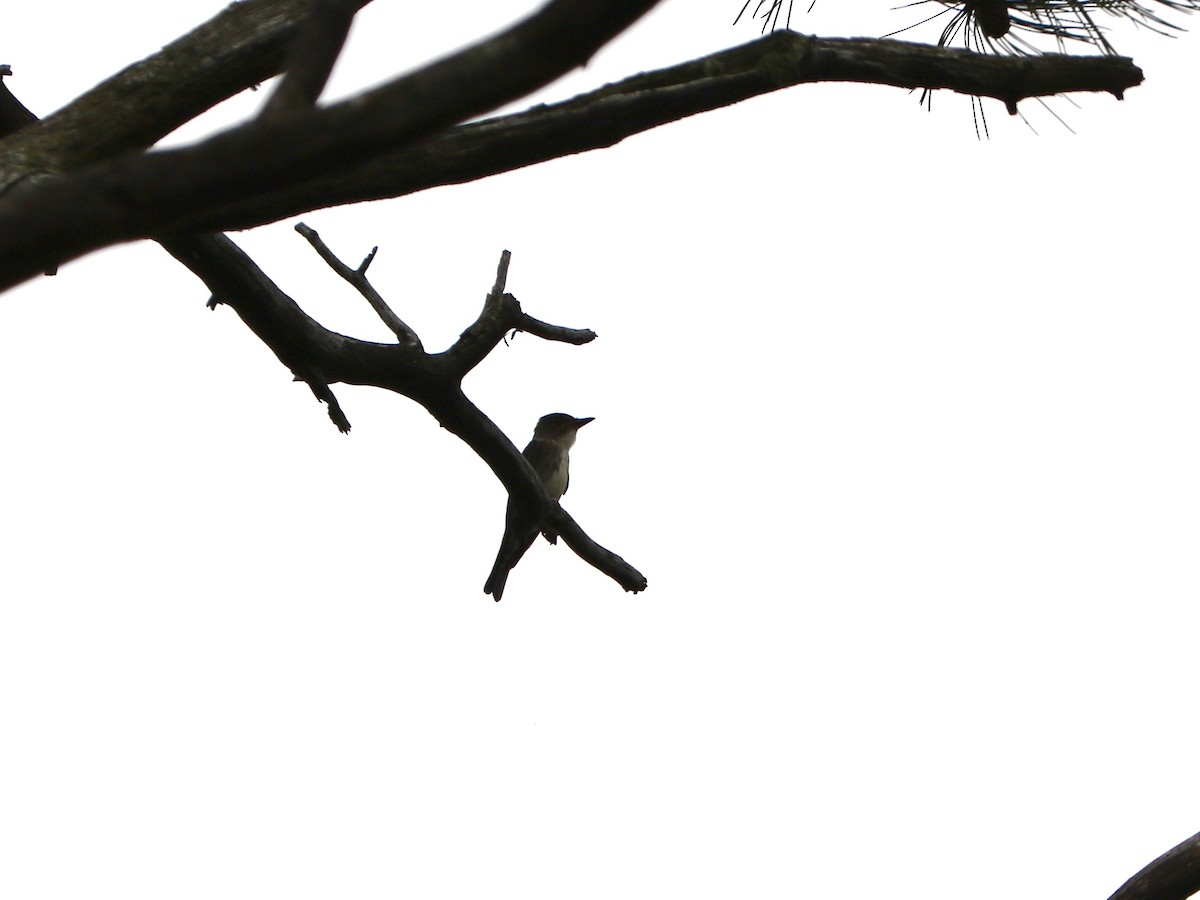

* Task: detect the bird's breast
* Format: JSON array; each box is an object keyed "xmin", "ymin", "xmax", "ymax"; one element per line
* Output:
[{"xmin": 543, "ymin": 459, "xmax": 569, "ymax": 500}]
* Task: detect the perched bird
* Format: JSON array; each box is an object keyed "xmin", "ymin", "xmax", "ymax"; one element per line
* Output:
[{"xmin": 484, "ymin": 413, "xmax": 593, "ymax": 602}]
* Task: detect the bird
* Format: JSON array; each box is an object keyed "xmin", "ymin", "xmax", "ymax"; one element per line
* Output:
[{"xmin": 484, "ymin": 413, "xmax": 593, "ymax": 602}]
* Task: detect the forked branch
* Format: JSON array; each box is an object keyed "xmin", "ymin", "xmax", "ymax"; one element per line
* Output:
[
  {"xmin": 0, "ymin": 22, "xmax": 1142, "ymax": 288},
  {"xmin": 161, "ymin": 232, "xmax": 646, "ymax": 596},
  {"xmin": 294, "ymin": 222, "xmax": 421, "ymax": 347}
]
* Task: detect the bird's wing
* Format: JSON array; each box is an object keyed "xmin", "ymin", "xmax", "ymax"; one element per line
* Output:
[
  {"xmin": 522, "ymin": 437, "xmax": 556, "ymax": 470},
  {"xmin": 522, "ymin": 438, "xmax": 568, "ymax": 498}
]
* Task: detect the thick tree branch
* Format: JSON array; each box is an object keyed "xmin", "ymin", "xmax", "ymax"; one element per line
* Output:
[
  {"xmin": 1108, "ymin": 830, "xmax": 1200, "ymax": 900},
  {"xmin": 0, "ymin": 66, "xmax": 38, "ymax": 139},
  {"xmin": 0, "ymin": 29, "xmax": 1143, "ymax": 269},
  {"xmin": 0, "ymin": 8, "xmax": 1140, "ymax": 599},
  {"xmin": 261, "ymin": 0, "xmax": 370, "ymax": 117},
  {"xmin": 0, "ymin": 0, "xmax": 665, "ymax": 291},
  {"xmin": 194, "ymin": 30, "xmax": 1145, "ymax": 230},
  {"xmin": 0, "ymin": 0, "xmax": 323, "ymax": 194}
]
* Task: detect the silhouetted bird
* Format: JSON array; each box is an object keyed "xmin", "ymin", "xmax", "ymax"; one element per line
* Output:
[{"xmin": 484, "ymin": 413, "xmax": 593, "ymax": 602}]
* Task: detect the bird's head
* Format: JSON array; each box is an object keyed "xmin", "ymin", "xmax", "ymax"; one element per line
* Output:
[{"xmin": 533, "ymin": 413, "xmax": 593, "ymax": 445}]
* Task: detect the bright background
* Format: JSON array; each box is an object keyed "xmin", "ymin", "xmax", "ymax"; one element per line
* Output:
[{"xmin": 2, "ymin": 2, "xmax": 1198, "ymax": 898}]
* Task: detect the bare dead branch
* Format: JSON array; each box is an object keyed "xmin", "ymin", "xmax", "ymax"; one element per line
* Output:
[
  {"xmin": 159, "ymin": 231, "xmax": 644, "ymax": 593},
  {"xmin": 0, "ymin": 5, "xmax": 1143, "ymax": 599},
  {"xmin": 303, "ymin": 374, "xmax": 353, "ymax": 433},
  {"xmin": 517, "ymin": 314, "xmax": 597, "ymax": 345},
  {"xmin": 1, "ymin": 28, "xmax": 1143, "ymax": 253},
  {"xmin": 1107, "ymin": 830, "xmax": 1200, "ymax": 900},
  {"xmin": 262, "ymin": 0, "xmax": 371, "ymax": 117},
  {"xmin": 555, "ymin": 509, "xmax": 649, "ymax": 593},
  {"xmin": 0, "ymin": 0, "xmax": 665, "ymax": 289},
  {"xmin": 0, "ymin": 67, "xmax": 54, "ymax": 276},
  {"xmin": 436, "ymin": 252, "xmax": 596, "ymax": 377},
  {"xmin": 0, "ymin": 66, "xmax": 38, "ymax": 139},
  {"xmin": 429, "ymin": 390, "xmax": 648, "ymax": 596},
  {"xmin": 0, "ymin": 0, "xmax": 320, "ymax": 194},
  {"xmin": 208, "ymin": 30, "xmax": 1143, "ymax": 229},
  {"xmin": 294, "ymin": 222, "xmax": 421, "ymax": 347},
  {"xmin": 491, "ymin": 249, "xmax": 512, "ymax": 297}
]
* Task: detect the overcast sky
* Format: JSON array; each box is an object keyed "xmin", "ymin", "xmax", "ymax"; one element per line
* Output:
[{"xmin": 2, "ymin": 2, "xmax": 1199, "ymax": 898}]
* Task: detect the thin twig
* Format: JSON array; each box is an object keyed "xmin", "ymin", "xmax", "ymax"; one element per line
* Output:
[
  {"xmin": 517, "ymin": 313, "xmax": 596, "ymax": 345},
  {"xmin": 294, "ymin": 222, "xmax": 421, "ymax": 347},
  {"xmin": 491, "ymin": 249, "xmax": 512, "ymax": 298},
  {"xmin": 302, "ymin": 374, "xmax": 352, "ymax": 433},
  {"xmin": 162, "ymin": 231, "xmax": 646, "ymax": 593}
]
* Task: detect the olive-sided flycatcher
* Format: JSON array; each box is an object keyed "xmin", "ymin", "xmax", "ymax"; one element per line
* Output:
[{"xmin": 484, "ymin": 413, "xmax": 593, "ymax": 601}]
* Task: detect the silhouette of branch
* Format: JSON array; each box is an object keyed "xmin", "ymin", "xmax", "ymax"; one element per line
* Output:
[
  {"xmin": 0, "ymin": 21, "xmax": 1141, "ymax": 289},
  {"xmin": 0, "ymin": 66, "xmax": 37, "ymax": 139},
  {"xmin": 161, "ymin": 232, "xmax": 647, "ymax": 595},
  {"xmin": 1108, "ymin": 830, "xmax": 1200, "ymax": 900},
  {"xmin": 0, "ymin": 0, "xmax": 665, "ymax": 288},
  {"xmin": 518, "ymin": 315, "xmax": 597, "ymax": 345},
  {"xmin": 262, "ymin": 0, "xmax": 371, "ymax": 117},
  {"xmin": 0, "ymin": 5, "xmax": 1144, "ymax": 600},
  {"xmin": 0, "ymin": 0, "xmax": 322, "ymax": 194},
  {"xmin": 197, "ymin": 30, "xmax": 1142, "ymax": 230},
  {"xmin": 294, "ymin": 222, "xmax": 421, "ymax": 347}
]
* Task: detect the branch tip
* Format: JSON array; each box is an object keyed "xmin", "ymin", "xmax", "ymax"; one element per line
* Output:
[
  {"xmin": 492, "ymin": 249, "xmax": 512, "ymax": 297},
  {"xmin": 294, "ymin": 220, "xmax": 421, "ymax": 347},
  {"xmin": 302, "ymin": 376, "xmax": 352, "ymax": 433}
]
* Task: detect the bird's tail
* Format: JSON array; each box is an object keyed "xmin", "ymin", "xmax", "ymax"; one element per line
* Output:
[
  {"xmin": 484, "ymin": 520, "xmax": 537, "ymax": 602},
  {"xmin": 483, "ymin": 558, "xmax": 510, "ymax": 602}
]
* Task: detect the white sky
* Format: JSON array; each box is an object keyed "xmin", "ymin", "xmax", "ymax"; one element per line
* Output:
[{"xmin": 2, "ymin": 2, "xmax": 1199, "ymax": 898}]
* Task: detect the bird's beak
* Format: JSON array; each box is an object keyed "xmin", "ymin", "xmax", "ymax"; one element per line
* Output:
[{"xmin": 575, "ymin": 417, "xmax": 595, "ymax": 428}]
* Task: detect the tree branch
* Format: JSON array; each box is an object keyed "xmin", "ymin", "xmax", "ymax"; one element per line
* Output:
[
  {"xmin": 2, "ymin": 5, "xmax": 649, "ymax": 597},
  {"xmin": 197, "ymin": 30, "xmax": 1144, "ymax": 230},
  {"xmin": 0, "ymin": 0, "xmax": 665, "ymax": 290},
  {"xmin": 294, "ymin": 222, "xmax": 422, "ymax": 347},
  {"xmin": 517, "ymin": 315, "xmax": 597, "ymax": 345},
  {"xmin": 0, "ymin": 29, "xmax": 1143, "ymax": 269},
  {"xmin": 0, "ymin": 0, "xmax": 323, "ymax": 194},
  {"xmin": 1108, "ymin": 830, "xmax": 1200, "ymax": 900},
  {"xmin": 437, "ymin": 250, "xmax": 596, "ymax": 378},
  {"xmin": 0, "ymin": 66, "xmax": 38, "ymax": 139},
  {"xmin": 261, "ymin": 0, "xmax": 371, "ymax": 117},
  {"xmin": 160, "ymin": 231, "xmax": 646, "ymax": 594},
  {"xmin": 0, "ymin": 7, "xmax": 1142, "ymax": 599},
  {"xmin": 555, "ymin": 509, "xmax": 648, "ymax": 593},
  {"xmin": 428, "ymin": 390, "xmax": 647, "ymax": 595}
]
